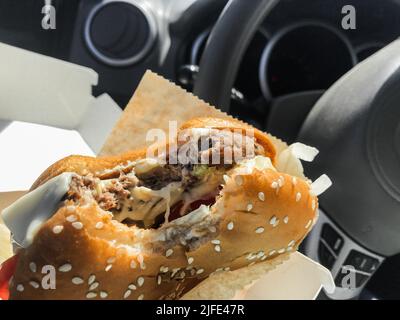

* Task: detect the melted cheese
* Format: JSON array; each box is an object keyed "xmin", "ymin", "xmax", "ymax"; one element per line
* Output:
[{"xmin": 2, "ymin": 172, "xmax": 75, "ymax": 248}]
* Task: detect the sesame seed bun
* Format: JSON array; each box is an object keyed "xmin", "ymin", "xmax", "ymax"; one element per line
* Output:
[{"xmin": 7, "ymin": 117, "xmax": 318, "ymax": 300}]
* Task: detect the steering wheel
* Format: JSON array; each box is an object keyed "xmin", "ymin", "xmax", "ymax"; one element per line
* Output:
[{"xmin": 193, "ymin": 0, "xmax": 400, "ymax": 300}]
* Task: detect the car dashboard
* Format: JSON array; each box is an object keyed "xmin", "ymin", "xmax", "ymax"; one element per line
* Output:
[{"xmin": 2, "ymin": 1, "xmax": 399, "ymax": 108}]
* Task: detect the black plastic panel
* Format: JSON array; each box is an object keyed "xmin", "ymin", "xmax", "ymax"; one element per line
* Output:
[
  {"xmin": 318, "ymin": 241, "xmax": 336, "ymax": 269},
  {"xmin": 321, "ymin": 223, "xmax": 344, "ymax": 255},
  {"xmin": 344, "ymin": 250, "xmax": 380, "ymax": 273}
]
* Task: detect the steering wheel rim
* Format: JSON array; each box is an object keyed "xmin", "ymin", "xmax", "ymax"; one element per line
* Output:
[{"xmin": 193, "ymin": 0, "xmax": 279, "ymax": 112}]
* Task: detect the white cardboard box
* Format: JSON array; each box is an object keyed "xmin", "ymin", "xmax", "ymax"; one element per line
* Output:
[
  {"xmin": 0, "ymin": 43, "xmax": 122, "ymax": 193},
  {"xmin": 0, "ymin": 43, "xmax": 334, "ymax": 299}
]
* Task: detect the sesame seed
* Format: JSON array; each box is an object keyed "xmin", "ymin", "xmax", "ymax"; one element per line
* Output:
[
  {"xmin": 52, "ymin": 225, "xmax": 64, "ymax": 234},
  {"xmin": 247, "ymin": 253, "xmax": 256, "ymax": 260},
  {"xmin": 292, "ymin": 177, "xmax": 297, "ymax": 185},
  {"xmin": 255, "ymin": 227, "xmax": 265, "ymax": 234},
  {"xmin": 268, "ymin": 250, "xmax": 276, "ymax": 256},
  {"xmin": 157, "ymin": 275, "xmax": 162, "ymax": 285},
  {"xmin": 137, "ymin": 277, "xmax": 144, "ymax": 287},
  {"xmin": 296, "ymin": 192, "xmax": 301, "ymax": 202},
  {"xmin": 72, "ymin": 277, "xmax": 84, "ymax": 285},
  {"xmin": 66, "ymin": 215, "xmax": 77, "ymax": 222},
  {"xmin": 58, "ymin": 264, "xmax": 72, "ymax": 272},
  {"xmin": 278, "ymin": 248, "xmax": 285, "ymax": 254},
  {"xmin": 287, "ymin": 246, "xmax": 294, "ymax": 252},
  {"xmin": 165, "ymin": 249, "xmax": 173, "ymax": 257},
  {"xmin": 187, "ymin": 257, "xmax": 194, "ymax": 265},
  {"xmin": 223, "ymin": 175, "xmax": 229, "ymax": 183},
  {"xmin": 257, "ymin": 251, "xmax": 265, "ymax": 258},
  {"xmin": 89, "ymin": 282, "xmax": 99, "ymax": 291},
  {"xmin": 312, "ymin": 199, "xmax": 316, "ymax": 211},
  {"xmin": 171, "ymin": 268, "xmax": 180, "ymax": 278},
  {"xmin": 162, "ymin": 266, "xmax": 169, "ymax": 273},
  {"xmin": 271, "ymin": 181, "xmax": 278, "ymax": 189},
  {"xmin": 100, "ymin": 291, "xmax": 108, "ymax": 299},
  {"xmin": 208, "ymin": 226, "xmax": 217, "ymax": 233},
  {"xmin": 123, "ymin": 290, "xmax": 132, "ymax": 299},
  {"xmin": 196, "ymin": 268, "xmax": 204, "ymax": 275},
  {"xmin": 107, "ymin": 257, "xmax": 116, "ymax": 264},
  {"xmin": 66, "ymin": 206, "xmax": 75, "ymax": 213},
  {"xmin": 72, "ymin": 221, "xmax": 83, "ymax": 230},
  {"xmin": 140, "ymin": 261, "xmax": 146, "ymax": 270},
  {"xmin": 105, "ymin": 264, "xmax": 112, "ymax": 272},
  {"xmin": 29, "ymin": 281, "xmax": 39, "ymax": 289},
  {"xmin": 247, "ymin": 203, "xmax": 253, "ymax": 211},
  {"xmin": 235, "ymin": 175, "xmax": 244, "ymax": 186},
  {"xmin": 214, "ymin": 245, "xmax": 221, "ymax": 252},
  {"xmin": 269, "ymin": 215, "xmax": 277, "ymax": 226},
  {"xmin": 224, "ymin": 267, "xmax": 230, "ymax": 271},
  {"xmin": 128, "ymin": 284, "xmax": 137, "ymax": 290},
  {"xmin": 16, "ymin": 284, "xmax": 24, "ymax": 292},
  {"xmin": 138, "ymin": 294, "xmax": 144, "ymax": 300},
  {"xmin": 261, "ymin": 256, "xmax": 267, "ymax": 261},
  {"xmin": 211, "ymin": 239, "xmax": 221, "ymax": 245},
  {"xmin": 305, "ymin": 219, "xmax": 312, "ymax": 229},
  {"xmin": 283, "ymin": 216, "xmax": 289, "ymax": 224},
  {"xmin": 288, "ymin": 240, "xmax": 295, "ymax": 247},
  {"xmin": 137, "ymin": 254, "xmax": 144, "ymax": 264},
  {"xmin": 130, "ymin": 260, "xmax": 137, "ymax": 269},
  {"xmin": 258, "ymin": 192, "xmax": 265, "ymax": 201},
  {"xmin": 227, "ymin": 221, "xmax": 234, "ymax": 230},
  {"xmin": 86, "ymin": 292, "xmax": 97, "ymax": 299},
  {"xmin": 88, "ymin": 275, "xmax": 96, "ymax": 285},
  {"xmin": 180, "ymin": 271, "xmax": 186, "ymax": 278},
  {"xmin": 278, "ymin": 176, "xmax": 284, "ymax": 187},
  {"xmin": 29, "ymin": 262, "xmax": 37, "ymax": 273},
  {"xmin": 95, "ymin": 221, "xmax": 104, "ymax": 229}
]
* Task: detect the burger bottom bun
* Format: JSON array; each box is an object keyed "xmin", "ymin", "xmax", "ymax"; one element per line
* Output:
[
  {"xmin": 9, "ymin": 156, "xmax": 317, "ymax": 299},
  {"xmin": 181, "ymin": 252, "xmax": 291, "ymax": 300}
]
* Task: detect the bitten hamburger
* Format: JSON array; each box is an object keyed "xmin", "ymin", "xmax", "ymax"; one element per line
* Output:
[{"xmin": 0, "ymin": 117, "xmax": 331, "ymax": 300}]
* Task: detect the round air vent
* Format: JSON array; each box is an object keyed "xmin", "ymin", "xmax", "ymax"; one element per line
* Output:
[{"xmin": 84, "ymin": 0, "xmax": 157, "ymax": 67}]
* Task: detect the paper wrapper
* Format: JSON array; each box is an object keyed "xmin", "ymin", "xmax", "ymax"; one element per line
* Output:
[{"xmin": 100, "ymin": 70, "xmax": 289, "ymax": 158}]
